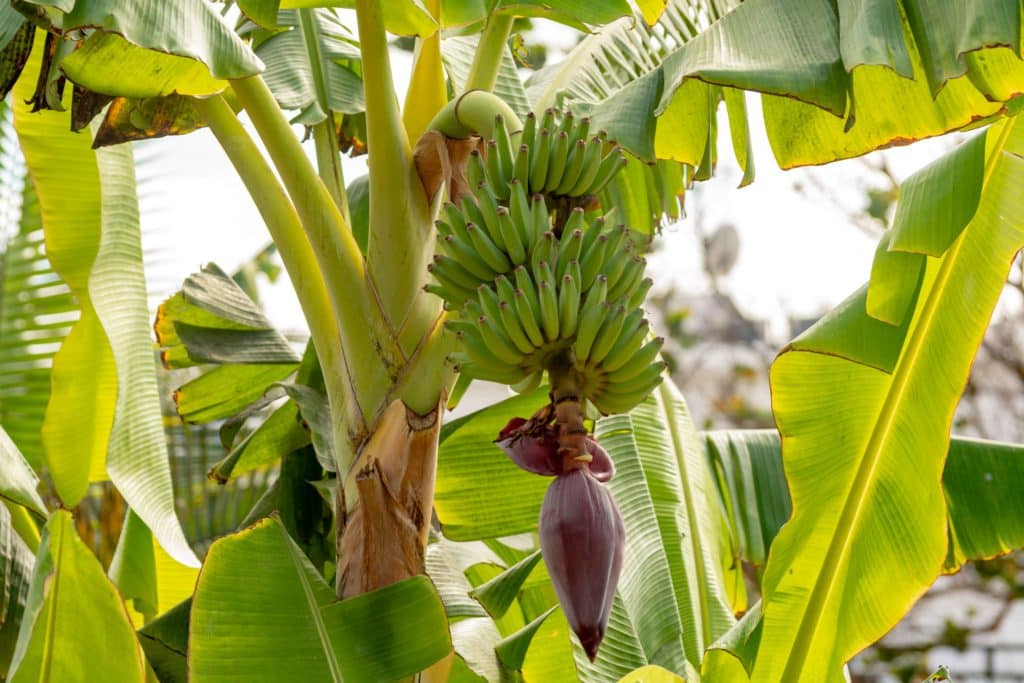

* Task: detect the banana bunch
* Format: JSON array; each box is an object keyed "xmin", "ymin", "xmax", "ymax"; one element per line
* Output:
[
  {"xmin": 474, "ymin": 109, "xmax": 627, "ymax": 202},
  {"xmin": 425, "ymin": 109, "xmax": 665, "ymax": 415}
]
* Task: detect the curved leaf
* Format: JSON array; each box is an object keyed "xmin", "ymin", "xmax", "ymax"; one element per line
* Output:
[
  {"xmin": 8, "ymin": 511, "xmax": 144, "ymax": 682},
  {"xmin": 190, "ymin": 516, "xmax": 451, "ymax": 682},
  {"xmin": 13, "ymin": 38, "xmax": 116, "ymax": 505},
  {"xmin": 754, "ymin": 117, "xmax": 1024, "ymax": 681},
  {"xmin": 14, "ymin": 38, "xmax": 196, "ymax": 566},
  {"xmin": 34, "ymin": 0, "xmax": 263, "ymax": 97}
]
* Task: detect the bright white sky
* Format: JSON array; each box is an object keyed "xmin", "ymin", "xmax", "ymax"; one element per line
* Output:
[{"xmin": 137, "ymin": 20, "xmax": 965, "ymax": 346}]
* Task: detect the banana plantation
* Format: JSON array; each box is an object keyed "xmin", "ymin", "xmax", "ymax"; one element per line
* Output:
[{"xmin": 0, "ymin": 0, "xmax": 1022, "ymax": 681}]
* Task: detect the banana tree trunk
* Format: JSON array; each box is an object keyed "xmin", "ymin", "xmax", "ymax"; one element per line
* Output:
[{"xmin": 336, "ymin": 399, "xmax": 442, "ymax": 598}]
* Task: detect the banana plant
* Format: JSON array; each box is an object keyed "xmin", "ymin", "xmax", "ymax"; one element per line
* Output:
[{"xmin": 0, "ymin": 0, "xmax": 1024, "ymax": 682}]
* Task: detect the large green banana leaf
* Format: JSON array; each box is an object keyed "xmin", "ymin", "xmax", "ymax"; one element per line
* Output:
[
  {"xmin": 189, "ymin": 516, "xmax": 451, "ymax": 682},
  {"xmin": 747, "ymin": 116, "xmax": 1024, "ymax": 682},
  {"xmin": 561, "ymin": 0, "xmax": 1024, "ymax": 170},
  {"xmin": 8, "ymin": 511, "xmax": 144, "ymax": 682},
  {"xmin": 12, "ymin": 38, "xmax": 196, "ymax": 567}
]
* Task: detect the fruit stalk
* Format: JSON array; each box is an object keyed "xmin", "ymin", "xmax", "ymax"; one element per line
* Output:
[{"xmin": 548, "ymin": 354, "xmax": 589, "ymax": 468}]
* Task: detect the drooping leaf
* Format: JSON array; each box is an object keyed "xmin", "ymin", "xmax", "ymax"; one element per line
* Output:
[
  {"xmin": 13, "ymin": 37, "xmax": 116, "ymax": 504},
  {"xmin": 92, "ymin": 95, "xmax": 208, "ymax": 148},
  {"xmin": 754, "ymin": 117, "xmax": 1024, "ymax": 681},
  {"xmin": 30, "ymin": 0, "xmax": 263, "ymax": 97},
  {"xmin": 0, "ymin": 163, "xmax": 78, "ymax": 470},
  {"xmin": 190, "ymin": 516, "xmax": 451, "ymax": 681},
  {"xmin": 0, "ymin": 22, "xmax": 32, "ymax": 101},
  {"xmin": 8, "ymin": 511, "xmax": 144, "ymax": 682},
  {"xmin": 13, "ymin": 40, "xmax": 197, "ymax": 567}
]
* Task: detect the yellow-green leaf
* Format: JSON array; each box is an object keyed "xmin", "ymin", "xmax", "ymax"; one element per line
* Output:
[
  {"xmin": 755, "ymin": 117, "xmax": 1024, "ymax": 681},
  {"xmin": 8, "ymin": 511, "xmax": 144, "ymax": 682}
]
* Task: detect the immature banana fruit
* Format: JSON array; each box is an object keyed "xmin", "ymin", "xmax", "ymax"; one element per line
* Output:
[{"xmin": 425, "ymin": 97, "xmax": 664, "ymax": 416}]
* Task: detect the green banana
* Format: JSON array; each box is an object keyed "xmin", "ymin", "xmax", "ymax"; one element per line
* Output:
[
  {"xmin": 607, "ymin": 254, "xmax": 645, "ymax": 302},
  {"xmin": 610, "ymin": 337, "xmax": 664, "ymax": 382},
  {"xmin": 430, "ymin": 254, "xmax": 482, "ymax": 291},
  {"xmin": 424, "ymin": 282, "xmax": 473, "ymax": 307},
  {"xmin": 514, "ymin": 265, "xmax": 542, "ymax": 320},
  {"xmin": 573, "ymin": 297, "xmax": 610, "ymax": 365},
  {"xmin": 485, "ymin": 140, "xmax": 508, "ymax": 200},
  {"xmin": 558, "ymin": 266, "xmax": 580, "ymax": 339},
  {"xmin": 508, "ymin": 179, "xmax": 532, "ymax": 236},
  {"xmin": 599, "ymin": 319, "xmax": 651, "ymax": 374},
  {"xmin": 512, "ymin": 287, "xmax": 545, "ymax": 347},
  {"xmin": 440, "ymin": 234, "xmax": 495, "ymax": 282},
  {"xmin": 466, "ymin": 148, "xmax": 487, "ymax": 190},
  {"xmin": 466, "ymin": 223, "xmax": 512, "ymax": 273},
  {"xmin": 569, "ymin": 116, "xmax": 591, "ymax": 148},
  {"xmin": 579, "ymin": 234, "xmax": 608, "ymax": 290},
  {"xmin": 586, "ymin": 304, "xmax": 627, "ymax": 367},
  {"xmin": 567, "ymin": 137, "xmax": 604, "ymax": 196},
  {"xmin": 536, "ymin": 260, "xmax": 560, "ymax": 342},
  {"xmin": 519, "ymin": 111, "xmax": 537, "ymax": 155},
  {"xmin": 555, "ymin": 227, "xmax": 584, "ymax": 280},
  {"xmin": 543, "ymin": 131, "xmax": 570, "ymax": 193},
  {"xmin": 530, "ymin": 193, "xmax": 549, "ymax": 244},
  {"xmin": 600, "ymin": 360, "xmax": 666, "ymax": 398},
  {"xmin": 441, "ymin": 202, "xmax": 467, "ymax": 234},
  {"xmin": 476, "ymin": 314, "xmax": 528, "ymax": 365},
  {"xmin": 601, "ymin": 240, "xmax": 634, "ymax": 288},
  {"xmin": 529, "ymin": 128, "xmax": 552, "ymax": 193},
  {"xmin": 475, "ymin": 284, "xmax": 504, "ymax": 324},
  {"xmin": 494, "ymin": 115, "xmax": 515, "ymax": 189},
  {"xmin": 496, "ymin": 206, "xmax": 528, "ymax": 265},
  {"xmin": 579, "ymin": 215, "xmax": 605, "ymax": 255},
  {"xmin": 555, "ymin": 139, "xmax": 588, "ymax": 195},
  {"xmin": 587, "ymin": 150, "xmax": 628, "ymax": 196},
  {"xmin": 498, "ymin": 299, "xmax": 536, "ymax": 355},
  {"xmin": 494, "ymin": 273, "xmax": 518, "ymax": 303},
  {"xmin": 530, "ymin": 231, "xmax": 558, "ymax": 274},
  {"xmin": 475, "ymin": 183, "xmax": 504, "ymax": 243},
  {"xmin": 537, "ymin": 108, "xmax": 557, "ymax": 136},
  {"xmin": 627, "ymin": 277, "xmax": 654, "ymax": 310},
  {"xmin": 513, "ymin": 144, "xmax": 531, "ymax": 186}
]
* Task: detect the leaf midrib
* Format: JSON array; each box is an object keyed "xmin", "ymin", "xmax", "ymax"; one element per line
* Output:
[
  {"xmin": 282, "ymin": 525, "xmax": 345, "ymax": 683},
  {"xmin": 780, "ymin": 118, "xmax": 1017, "ymax": 681},
  {"xmin": 657, "ymin": 382, "xmax": 713, "ymax": 655}
]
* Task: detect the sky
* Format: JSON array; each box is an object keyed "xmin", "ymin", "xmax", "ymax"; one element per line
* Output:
[{"xmin": 137, "ymin": 18, "xmax": 968, "ymax": 348}]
